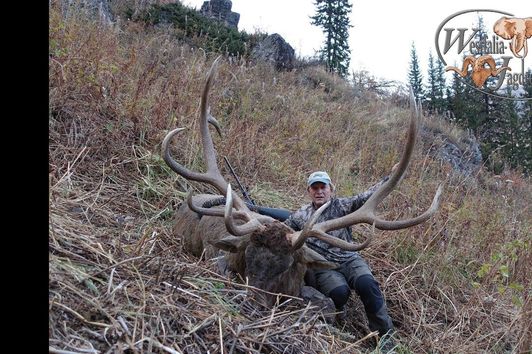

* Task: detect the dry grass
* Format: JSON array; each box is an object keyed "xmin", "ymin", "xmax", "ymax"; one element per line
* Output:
[{"xmin": 49, "ymin": 2, "xmax": 531, "ymax": 353}]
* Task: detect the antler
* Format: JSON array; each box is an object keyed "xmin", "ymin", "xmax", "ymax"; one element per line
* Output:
[
  {"xmin": 162, "ymin": 56, "xmax": 248, "ymax": 212},
  {"xmin": 163, "ymin": 57, "xmax": 276, "ymax": 234},
  {"xmin": 164, "ymin": 58, "xmax": 442, "ymax": 249},
  {"xmin": 223, "ymin": 184, "xmax": 269, "ymax": 236},
  {"xmin": 291, "ymin": 92, "xmax": 443, "ymax": 251},
  {"xmin": 186, "ymin": 190, "xmax": 274, "ymax": 225}
]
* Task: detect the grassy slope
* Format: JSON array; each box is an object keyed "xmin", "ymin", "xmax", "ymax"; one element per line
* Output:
[{"xmin": 49, "ymin": 5, "xmax": 531, "ymax": 353}]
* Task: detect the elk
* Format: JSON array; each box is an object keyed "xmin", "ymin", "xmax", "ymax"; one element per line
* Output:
[{"xmin": 162, "ymin": 58, "xmax": 443, "ymax": 306}]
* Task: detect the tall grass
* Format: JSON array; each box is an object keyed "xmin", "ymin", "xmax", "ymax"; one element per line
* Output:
[{"xmin": 49, "ymin": 2, "xmax": 531, "ymax": 353}]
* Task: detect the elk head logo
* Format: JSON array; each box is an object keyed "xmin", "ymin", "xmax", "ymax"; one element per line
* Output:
[
  {"xmin": 445, "ymin": 55, "xmax": 511, "ymax": 88},
  {"xmin": 493, "ymin": 16, "xmax": 532, "ymax": 59}
]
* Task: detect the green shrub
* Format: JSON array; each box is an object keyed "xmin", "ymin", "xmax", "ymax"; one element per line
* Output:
[{"xmin": 138, "ymin": 3, "xmax": 266, "ymax": 58}]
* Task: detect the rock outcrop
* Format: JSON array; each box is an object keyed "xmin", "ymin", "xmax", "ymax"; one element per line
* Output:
[
  {"xmin": 60, "ymin": 0, "xmax": 114, "ymax": 25},
  {"xmin": 421, "ymin": 127, "xmax": 483, "ymax": 176},
  {"xmin": 251, "ymin": 33, "xmax": 296, "ymax": 71},
  {"xmin": 200, "ymin": 0, "xmax": 240, "ymax": 29}
]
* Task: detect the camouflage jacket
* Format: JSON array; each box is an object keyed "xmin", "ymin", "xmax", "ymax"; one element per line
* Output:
[{"xmin": 284, "ymin": 176, "xmax": 389, "ymax": 263}]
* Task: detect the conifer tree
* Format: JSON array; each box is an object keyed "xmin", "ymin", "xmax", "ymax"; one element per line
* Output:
[
  {"xmin": 408, "ymin": 43, "xmax": 424, "ymax": 101},
  {"xmin": 426, "ymin": 51, "xmax": 448, "ymax": 114},
  {"xmin": 459, "ymin": 76, "xmax": 488, "ymax": 135},
  {"xmin": 311, "ymin": 0, "xmax": 352, "ymax": 77},
  {"xmin": 522, "ymin": 69, "xmax": 532, "ymax": 173},
  {"xmin": 523, "ymin": 68, "xmax": 532, "ymax": 120},
  {"xmin": 446, "ymin": 16, "xmax": 492, "ymax": 136},
  {"xmin": 448, "ymin": 70, "xmax": 467, "ymax": 125},
  {"xmin": 426, "ymin": 51, "xmax": 438, "ymax": 113},
  {"xmin": 483, "ymin": 86, "xmax": 531, "ymax": 173},
  {"xmin": 435, "ymin": 57, "xmax": 447, "ymax": 113},
  {"xmin": 502, "ymin": 70, "xmax": 532, "ymax": 173},
  {"xmin": 445, "ymin": 86, "xmax": 453, "ymax": 119}
]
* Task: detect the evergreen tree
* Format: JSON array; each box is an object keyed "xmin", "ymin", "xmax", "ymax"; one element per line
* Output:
[
  {"xmin": 474, "ymin": 15, "xmax": 487, "ymax": 55},
  {"xmin": 484, "ymin": 86, "xmax": 531, "ymax": 173},
  {"xmin": 447, "ymin": 58, "xmax": 487, "ymax": 134},
  {"xmin": 472, "ymin": 15, "xmax": 492, "ymax": 120},
  {"xmin": 426, "ymin": 51, "xmax": 447, "ymax": 114},
  {"xmin": 447, "ymin": 16, "xmax": 493, "ymax": 136},
  {"xmin": 311, "ymin": 0, "xmax": 353, "ymax": 77},
  {"xmin": 445, "ymin": 86, "xmax": 453, "ymax": 120},
  {"xmin": 408, "ymin": 43, "xmax": 424, "ymax": 101},
  {"xmin": 524, "ymin": 68, "xmax": 532, "ymax": 119},
  {"xmin": 460, "ymin": 75, "xmax": 489, "ymax": 135},
  {"xmin": 448, "ymin": 69, "xmax": 467, "ymax": 125},
  {"xmin": 435, "ymin": 58, "xmax": 447, "ymax": 113},
  {"xmin": 426, "ymin": 51, "xmax": 438, "ymax": 113},
  {"xmin": 508, "ymin": 69, "xmax": 532, "ymax": 173}
]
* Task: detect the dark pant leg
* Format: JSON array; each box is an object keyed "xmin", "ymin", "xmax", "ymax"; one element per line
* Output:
[
  {"xmin": 329, "ymin": 284, "xmax": 350, "ymax": 310},
  {"xmin": 340, "ymin": 256, "xmax": 394, "ymax": 336},
  {"xmin": 308, "ymin": 268, "xmax": 351, "ymax": 310},
  {"xmin": 354, "ymin": 274, "xmax": 394, "ymax": 336}
]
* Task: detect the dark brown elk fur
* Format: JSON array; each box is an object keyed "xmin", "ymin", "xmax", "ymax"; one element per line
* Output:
[{"xmin": 174, "ymin": 194, "xmax": 333, "ymax": 305}]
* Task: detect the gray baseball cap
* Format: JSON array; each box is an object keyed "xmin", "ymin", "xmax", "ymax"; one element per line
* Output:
[{"xmin": 307, "ymin": 171, "xmax": 332, "ymax": 186}]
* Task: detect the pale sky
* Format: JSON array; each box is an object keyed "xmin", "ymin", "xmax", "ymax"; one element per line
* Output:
[{"xmin": 183, "ymin": 1, "xmax": 531, "ymax": 86}]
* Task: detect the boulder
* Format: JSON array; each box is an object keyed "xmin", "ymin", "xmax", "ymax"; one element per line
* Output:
[
  {"xmin": 60, "ymin": 0, "xmax": 114, "ymax": 25},
  {"xmin": 300, "ymin": 286, "xmax": 336, "ymax": 324},
  {"xmin": 421, "ymin": 127, "xmax": 483, "ymax": 176},
  {"xmin": 251, "ymin": 33, "xmax": 295, "ymax": 71},
  {"xmin": 200, "ymin": 0, "xmax": 240, "ymax": 29}
]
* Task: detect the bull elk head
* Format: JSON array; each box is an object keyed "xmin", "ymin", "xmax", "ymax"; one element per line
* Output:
[
  {"xmin": 445, "ymin": 55, "xmax": 510, "ymax": 88},
  {"xmin": 162, "ymin": 57, "xmax": 443, "ymax": 305}
]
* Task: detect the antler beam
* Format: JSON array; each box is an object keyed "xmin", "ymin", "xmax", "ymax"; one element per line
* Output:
[{"xmin": 292, "ymin": 92, "xmax": 443, "ymax": 250}]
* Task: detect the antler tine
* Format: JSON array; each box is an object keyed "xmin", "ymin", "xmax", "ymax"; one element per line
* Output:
[
  {"xmin": 207, "ymin": 110, "xmax": 222, "ymax": 138},
  {"xmin": 200, "ymin": 56, "xmax": 223, "ymax": 179},
  {"xmin": 291, "ymin": 201, "xmax": 330, "ymax": 249},
  {"xmin": 370, "ymin": 185, "xmax": 443, "ymax": 230},
  {"xmin": 292, "ymin": 94, "xmax": 443, "ymax": 251},
  {"xmin": 186, "ymin": 190, "xmax": 250, "ymax": 220},
  {"xmin": 292, "ymin": 201, "xmax": 373, "ymax": 251},
  {"xmin": 162, "ymin": 127, "xmax": 203, "ymax": 181},
  {"xmin": 365, "ymin": 90, "xmax": 419, "ymax": 209},
  {"xmin": 161, "ymin": 124, "xmax": 228, "ymax": 192},
  {"xmin": 304, "ymin": 229, "xmax": 373, "ymax": 251},
  {"xmin": 161, "ymin": 56, "xmax": 248, "ymax": 211},
  {"xmin": 224, "ymin": 184, "xmax": 266, "ymax": 236}
]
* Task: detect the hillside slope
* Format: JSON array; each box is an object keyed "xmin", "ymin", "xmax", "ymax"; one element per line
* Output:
[{"xmin": 49, "ymin": 5, "xmax": 531, "ymax": 353}]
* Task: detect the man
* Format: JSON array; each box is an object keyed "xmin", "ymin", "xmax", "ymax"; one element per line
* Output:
[{"xmin": 284, "ymin": 170, "xmax": 396, "ymax": 348}]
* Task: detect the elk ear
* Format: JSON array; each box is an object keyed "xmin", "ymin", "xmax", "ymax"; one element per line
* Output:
[
  {"xmin": 301, "ymin": 246, "xmax": 337, "ymax": 270},
  {"xmin": 210, "ymin": 235, "xmax": 249, "ymax": 253}
]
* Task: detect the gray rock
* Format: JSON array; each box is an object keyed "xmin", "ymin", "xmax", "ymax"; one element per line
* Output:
[
  {"xmin": 300, "ymin": 285, "xmax": 336, "ymax": 323},
  {"xmin": 251, "ymin": 33, "xmax": 295, "ymax": 71},
  {"xmin": 422, "ymin": 126, "xmax": 483, "ymax": 176},
  {"xmin": 59, "ymin": 0, "xmax": 114, "ymax": 25},
  {"xmin": 200, "ymin": 0, "xmax": 240, "ymax": 29}
]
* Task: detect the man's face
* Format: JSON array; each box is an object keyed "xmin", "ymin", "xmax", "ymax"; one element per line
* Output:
[{"xmin": 307, "ymin": 182, "xmax": 332, "ymax": 208}]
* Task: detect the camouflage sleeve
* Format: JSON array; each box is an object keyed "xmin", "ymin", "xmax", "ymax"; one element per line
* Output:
[
  {"xmin": 339, "ymin": 175, "xmax": 390, "ymax": 213},
  {"xmin": 284, "ymin": 213, "xmax": 301, "ymax": 231},
  {"xmin": 284, "ymin": 206, "xmax": 309, "ymax": 231}
]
